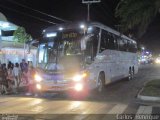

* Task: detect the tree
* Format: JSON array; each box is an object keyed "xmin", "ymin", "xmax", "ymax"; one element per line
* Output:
[
  {"xmin": 13, "ymin": 27, "xmax": 32, "ymax": 43},
  {"xmin": 115, "ymin": 0, "xmax": 160, "ymax": 38}
]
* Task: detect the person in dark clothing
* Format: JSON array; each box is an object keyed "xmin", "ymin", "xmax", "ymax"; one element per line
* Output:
[
  {"xmin": 7, "ymin": 63, "xmax": 15, "ymax": 93},
  {"xmin": 20, "ymin": 59, "xmax": 28, "ymax": 72},
  {"xmin": 8, "ymin": 61, "xmax": 12, "ymax": 69},
  {"xmin": 1, "ymin": 64, "xmax": 8, "ymax": 94},
  {"xmin": 20, "ymin": 59, "xmax": 28, "ymax": 85}
]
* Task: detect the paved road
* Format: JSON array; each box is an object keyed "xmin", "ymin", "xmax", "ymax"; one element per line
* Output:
[{"xmin": 0, "ymin": 64, "xmax": 160, "ymax": 120}]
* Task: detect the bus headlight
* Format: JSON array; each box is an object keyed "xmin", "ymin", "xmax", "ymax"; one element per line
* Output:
[
  {"xmin": 73, "ymin": 75, "xmax": 83, "ymax": 82},
  {"xmin": 74, "ymin": 83, "xmax": 83, "ymax": 91},
  {"xmin": 36, "ymin": 84, "xmax": 41, "ymax": 90},
  {"xmin": 34, "ymin": 74, "xmax": 42, "ymax": 82},
  {"xmin": 73, "ymin": 73, "xmax": 87, "ymax": 82},
  {"xmin": 155, "ymin": 59, "xmax": 160, "ymax": 64}
]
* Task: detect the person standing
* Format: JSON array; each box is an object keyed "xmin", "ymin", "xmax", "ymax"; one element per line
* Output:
[
  {"xmin": 7, "ymin": 63, "xmax": 15, "ymax": 93},
  {"xmin": 26, "ymin": 64, "xmax": 36, "ymax": 96},
  {"xmin": 20, "ymin": 59, "xmax": 28, "ymax": 85},
  {"xmin": 20, "ymin": 59, "xmax": 28, "ymax": 73},
  {"xmin": 1, "ymin": 64, "xmax": 8, "ymax": 94},
  {"xmin": 13, "ymin": 63, "xmax": 20, "ymax": 89},
  {"xmin": 0, "ymin": 63, "xmax": 5, "ymax": 94}
]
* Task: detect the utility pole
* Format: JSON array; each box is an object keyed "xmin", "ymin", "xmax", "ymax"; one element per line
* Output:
[
  {"xmin": 82, "ymin": 0, "xmax": 101, "ymax": 21},
  {"xmin": 87, "ymin": 4, "xmax": 90, "ymax": 21}
]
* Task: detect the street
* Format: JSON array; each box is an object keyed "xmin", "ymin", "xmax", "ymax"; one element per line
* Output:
[{"xmin": 0, "ymin": 64, "xmax": 160, "ymax": 120}]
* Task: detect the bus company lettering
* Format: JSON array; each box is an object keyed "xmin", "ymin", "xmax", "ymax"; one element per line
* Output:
[{"xmin": 62, "ymin": 32, "xmax": 78, "ymax": 39}]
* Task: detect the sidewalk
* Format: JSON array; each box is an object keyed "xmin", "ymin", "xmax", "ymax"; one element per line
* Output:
[{"xmin": 137, "ymin": 79, "xmax": 160, "ymax": 102}]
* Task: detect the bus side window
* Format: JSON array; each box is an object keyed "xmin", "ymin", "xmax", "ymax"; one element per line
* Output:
[
  {"xmin": 134, "ymin": 43, "xmax": 138, "ymax": 53},
  {"xmin": 130, "ymin": 41, "xmax": 137, "ymax": 53},
  {"xmin": 128, "ymin": 41, "xmax": 132, "ymax": 52},
  {"xmin": 100, "ymin": 30, "xmax": 108, "ymax": 52},
  {"xmin": 108, "ymin": 32, "xmax": 115, "ymax": 50},
  {"xmin": 123, "ymin": 39, "xmax": 128, "ymax": 52},
  {"xmin": 114, "ymin": 35, "xmax": 119, "ymax": 50},
  {"xmin": 118, "ymin": 38, "xmax": 125, "ymax": 51},
  {"xmin": 111, "ymin": 34, "xmax": 118, "ymax": 50},
  {"xmin": 119, "ymin": 39, "xmax": 128, "ymax": 52}
]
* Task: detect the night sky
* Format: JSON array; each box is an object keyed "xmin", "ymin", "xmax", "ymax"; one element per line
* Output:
[{"xmin": 0, "ymin": 0, "xmax": 160, "ymax": 54}]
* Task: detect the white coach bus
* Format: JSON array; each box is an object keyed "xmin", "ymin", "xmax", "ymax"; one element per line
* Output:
[{"xmin": 33, "ymin": 22, "xmax": 138, "ymax": 94}]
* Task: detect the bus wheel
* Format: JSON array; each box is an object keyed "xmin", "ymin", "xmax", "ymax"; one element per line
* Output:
[
  {"xmin": 97, "ymin": 73, "xmax": 105, "ymax": 92},
  {"xmin": 128, "ymin": 68, "xmax": 133, "ymax": 81}
]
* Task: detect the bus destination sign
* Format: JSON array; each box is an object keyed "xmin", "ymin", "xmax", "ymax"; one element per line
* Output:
[{"xmin": 62, "ymin": 32, "xmax": 79, "ymax": 39}]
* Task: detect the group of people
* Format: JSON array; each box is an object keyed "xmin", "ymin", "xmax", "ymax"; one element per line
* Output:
[{"xmin": 0, "ymin": 59, "xmax": 36, "ymax": 95}]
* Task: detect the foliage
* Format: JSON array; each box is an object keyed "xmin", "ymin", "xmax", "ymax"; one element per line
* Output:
[
  {"xmin": 13, "ymin": 27, "xmax": 32, "ymax": 43},
  {"xmin": 115, "ymin": 0, "xmax": 160, "ymax": 38}
]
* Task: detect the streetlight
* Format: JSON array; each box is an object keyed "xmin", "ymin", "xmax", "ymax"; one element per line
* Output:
[
  {"xmin": 141, "ymin": 47, "xmax": 145, "ymax": 50},
  {"xmin": 80, "ymin": 24, "xmax": 85, "ymax": 29},
  {"xmin": 59, "ymin": 27, "xmax": 64, "ymax": 31}
]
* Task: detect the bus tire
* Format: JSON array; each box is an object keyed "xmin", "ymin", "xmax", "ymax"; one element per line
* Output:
[
  {"xmin": 132, "ymin": 67, "xmax": 135, "ymax": 75},
  {"xmin": 128, "ymin": 67, "xmax": 133, "ymax": 81},
  {"xmin": 97, "ymin": 72, "xmax": 105, "ymax": 92}
]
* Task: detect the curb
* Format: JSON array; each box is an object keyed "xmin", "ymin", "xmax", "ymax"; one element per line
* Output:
[
  {"xmin": 137, "ymin": 94, "xmax": 160, "ymax": 102},
  {"xmin": 137, "ymin": 86, "xmax": 160, "ymax": 102}
]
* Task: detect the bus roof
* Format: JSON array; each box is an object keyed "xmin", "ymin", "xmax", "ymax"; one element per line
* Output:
[{"xmin": 43, "ymin": 22, "xmax": 137, "ymax": 43}]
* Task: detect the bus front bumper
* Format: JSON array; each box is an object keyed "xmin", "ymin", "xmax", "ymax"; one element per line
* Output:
[{"xmin": 35, "ymin": 82, "xmax": 86, "ymax": 93}]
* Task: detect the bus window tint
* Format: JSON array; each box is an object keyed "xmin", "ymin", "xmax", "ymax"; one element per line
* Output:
[
  {"xmin": 130, "ymin": 41, "xmax": 137, "ymax": 53},
  {"xmin": 108, "ymin": 33, "xmax": 116, "ymax": 50},
  {"xmin": 38, "ymin": 43, "xmax": 48, "ymax": 63},
  {"xmin": 118, "ymin": 38, "xmax": 137, "ymax": 53},
  {"xmin": 113, "ymin": 35, "xmax": 118, "ymax": 50},
  {"xmin": 123, "ymin": 39, "xmax": 128, "ymax": 51},
  {"xmin": 48, "ymin": 42, "xmax": 57, "ymax": 63},
  {"xmin": 100, "ymin": 30, "xmax": 118, "ymax": 52},
  {"xmin": 38, "ymin": 44, "xmax": 45, "ymax": 63},
  {"xmin": 100, "ymin": 30, "xmax": 108, "ymax": 52},
  {"xmin": 118, "ymin": 38, "xmax": 124, "ymax": 51},
  {"xmin": 85, "ymin": 36, "xmax": 98, "ymax": 63}
]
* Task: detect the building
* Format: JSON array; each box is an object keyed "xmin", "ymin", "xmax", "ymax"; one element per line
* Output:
[{"xmin": 0, "ymin": 12, "xmax": 37, "ymax": 66}]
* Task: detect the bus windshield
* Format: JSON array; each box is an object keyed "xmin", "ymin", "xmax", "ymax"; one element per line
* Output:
[
  {"xmin": 37, "ymin": 27, "xmax": 99, "ymax": 70},
  {"xmin": 38, "ymin": 38, "xmax": 82, "ymax": 64}
]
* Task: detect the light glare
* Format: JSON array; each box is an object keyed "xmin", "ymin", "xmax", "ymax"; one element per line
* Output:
[
  {"xmin": 74, "ymin": 83, "xmax": 83, "ymax": 91},
  {"xmin": 73, "ymin": 75, "xmax": 82, "ymax": 82},
  {"xmin": 155, "ymin": 59, "xmax": 160, "ymax": 64},
  {"xmin": 46, "ymin": 33, "xmax": 57, "ymax": 37},
  {"xmin": 36, "ymin": 84, "xmax": 41, "ymax": 90},
  {"xmin": 1, "ymin": 23, "xmax": 9, "ymax": 28},
  {"xmin": 34, "ymin": 74, "xmax": 42, "ymax": 82},
  {"xmin": 59, "ymin": 27, "xmax": 63, "ymax": 31},
  {"xmin": 88, "ymin": 27, "xmax": 93, "ymax": 31},
  {"xmin": 80, "ymin": 24, "xmax": 85, "ymax": 29}
]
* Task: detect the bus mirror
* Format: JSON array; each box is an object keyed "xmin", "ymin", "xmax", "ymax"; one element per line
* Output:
[
  {"xmin": 80, "ymin": 34, "xmax": 94, "ymax": 51},
  {"xmin": 81, "ymin": 38, "xmax": 87, "ymax": 51}
]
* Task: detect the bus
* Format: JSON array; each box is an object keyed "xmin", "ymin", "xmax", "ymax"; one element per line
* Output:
[{"xmin": 32, "ymin": 22, "xmax": 138, "ymax": 94}]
